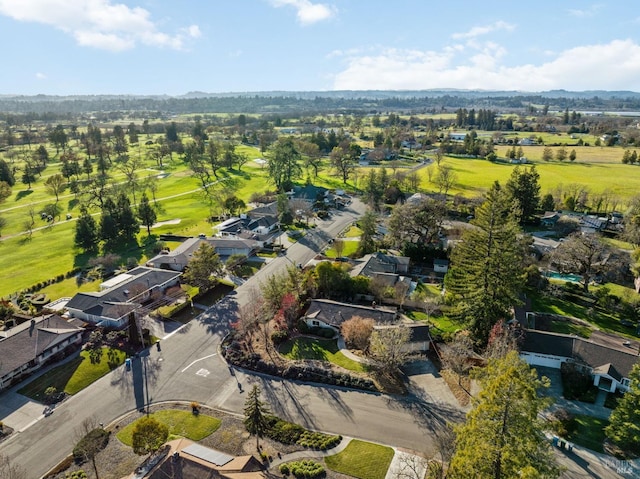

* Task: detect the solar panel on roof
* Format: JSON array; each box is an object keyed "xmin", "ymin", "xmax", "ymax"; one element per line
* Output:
[{"xmin": 182, "ymin": 444, "xmax": 233, "ymax": 466}]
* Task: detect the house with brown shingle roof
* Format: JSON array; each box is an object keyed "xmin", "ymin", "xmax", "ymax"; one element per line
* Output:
[
  {"xmin": 304, "ymin": 299, "xmax": 397, "ymax": 331},
  {"xmin": 129, "ymin": 438, "xmax": 265, "ymax": 479},
  {"xmin": 0, "ymin": 314, "xmax": 84, "ymax": 391}
]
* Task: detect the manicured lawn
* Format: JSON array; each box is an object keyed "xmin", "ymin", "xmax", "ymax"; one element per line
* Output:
[
  {"xmin": 418, "ymin": 154, "xmax": 640, "ymax": 201},
  {"xmin": 530, "ymin": 293, "xmax": 635, "ymax": 339},
  {"xmin": 344, "ymin": 225, "xmax": 363, "ymax": 238},
  {"xmin": 280, "ymin": 337, "xmax": 367, "ymax": 373},
  {"xmin": 325, "ymin": 439, "xmax": 394, "ymax": 479},
  {"xmin": 325, "ymin": 240, "xmax": 359, "ymax": 258},
  {"xmin": 18, "ymin": 347, "xmax": 126, "ymax": 400},
  {"xmin": 566, "ymin": 415, "xmax": 609, "ymax": 453},
  {"xmin": 117, "ymin": 409, "xmax": 221, "ymax": 445},
  {"xmin": 406, "ymin": 310, "xmax": 461, "ymax": 335}
]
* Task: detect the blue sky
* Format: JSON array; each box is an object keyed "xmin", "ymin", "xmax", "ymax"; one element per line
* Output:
[{"xmin": 1, "ymin": 0, "xmax": 639, "ymax": 95}]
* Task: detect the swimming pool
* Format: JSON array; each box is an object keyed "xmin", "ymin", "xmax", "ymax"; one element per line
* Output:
[{"xmin": 545, "ymin": 271, "xmax": 582, "ymax": 283}]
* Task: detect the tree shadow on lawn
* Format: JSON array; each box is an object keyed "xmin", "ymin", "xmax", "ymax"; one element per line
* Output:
[{"xmin": 15, "ymin": 189, "xmax": 33, "ymax": 201}]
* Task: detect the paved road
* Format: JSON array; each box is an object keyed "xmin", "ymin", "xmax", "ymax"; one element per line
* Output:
[{"xmin": 0, "ymin": 198, "xmax": 458, "ymax": 479}]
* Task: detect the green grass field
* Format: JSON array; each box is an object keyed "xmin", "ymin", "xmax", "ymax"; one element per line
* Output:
[
  {"xmin": 565, "ymin": 415, "xmax": 609, "ymax": 453},
  {"xmin": 418, "ymin": 153, "xmax": 640, "ymax": 201},
  {"xmin": 325, "ymin": 240, "xmax": 360, "ymax": 258},
  {"xmin": 116, "ymin": 409, "xmax": 221, "ymax": 445},
  {"xmin": 18, "ymin": 347, "xmax": 126, "ymax": 400},
  {"xmin": 325, "ymin": 439, "xmax": 394, "ymax": 479},
  {"xmin": 279, "ymin": 337, "xmax": 367, "ymax": 372}
]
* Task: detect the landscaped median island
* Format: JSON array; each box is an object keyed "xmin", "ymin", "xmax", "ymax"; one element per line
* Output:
[{"xmin": 324, "ymin": 439, "xmax": 394, "ymax": 479}]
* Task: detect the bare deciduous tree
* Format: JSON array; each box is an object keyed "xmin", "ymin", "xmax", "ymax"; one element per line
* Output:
[{"xmin": 341, "ymin": 316, "xmax": 374, "ymax": 351}]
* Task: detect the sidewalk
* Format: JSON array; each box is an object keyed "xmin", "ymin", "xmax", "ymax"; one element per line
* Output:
[
  {"xmin": 269, "ymin": 436, "xmax": 428, "ymax": 479},
  {"xmin": 269, "ymin": 435, "xmax": 352, "ymax": 469}
]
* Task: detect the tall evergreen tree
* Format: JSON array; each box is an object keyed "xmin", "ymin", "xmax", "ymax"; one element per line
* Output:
[
  {"xmin": 75, "ymin": 207, "xmax": 99, "ymax": 251},
  {"xmin": 137, "ymin": 193, "xmax": 157, "ymax": 236},
  {"xmin": 244, "ymin": 385, "xmax": 271, "ymax": 451},
  {"xmin": 268, "ymin": 137, "xmax": 302, "ymax": 191},
  {"xmin": 448, "ymin": 351, "xmax": 560, "ymax": 479},
  {"xmin": 115, "ymin": 193, "xmax": 139, "ymax": 244},
  {"xmin": 183, "ymin": 242, "xmax": 223, "ymax": 292},
  {"xmin": 445, "ymin": 182, "xmax": 525, "ymax": 347},
  {"xmin": 505, "ymin": 165, "xmax": 540, "ymax": 224},
  {"xmin": 605, "ymin": 362, "xmax": 640, "ymax": 455}
]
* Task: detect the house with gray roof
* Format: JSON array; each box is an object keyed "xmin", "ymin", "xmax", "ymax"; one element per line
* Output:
[
  {"xmin": 520, "ymin": 330, "xmax": 638, "ymax": 393},
  {"xmin": 0, "ymin": 314, "xmax": 84, "ymax": 391},
  {"xmin": 304, "ymin": 299, "xmax": 397, "ymax": 331},
  {"xmin": 146, "ymin": 237, "xmax": 261, "ymax": 271},
  {"xmin": 350, "ymin": 252, "xmax": 410, "ymax": 277},
  {"xmin": 66, "ymin": 266, "xmax": 181, "ymax": 329}
]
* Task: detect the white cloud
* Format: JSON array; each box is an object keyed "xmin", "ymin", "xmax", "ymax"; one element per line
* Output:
[
  {"xmin": 35, "ymin": 72, "xmax": 46, "ymax": 79},
  {"xmin": 451, "ymin": 21, "xmax": 515, "ymax": 40},
  {"xmin": 332, "ymin": 39, "xmax": 640, "ymax": 92},
  {"xmin": 269, "ymin": 0, "xmax": 336, "ymax": 25},
  {"xmin": 568, "ymin": 4, "xmax": 602, "ymax": 17},
  {"xmin": 0, "ymin": 0, "xmax": 200, "ymax": 51}
]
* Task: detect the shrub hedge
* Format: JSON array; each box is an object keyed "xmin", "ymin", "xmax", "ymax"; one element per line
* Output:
[{"xmin": 280, "ymin": 460, "xmax": 325, "ymax": 478}]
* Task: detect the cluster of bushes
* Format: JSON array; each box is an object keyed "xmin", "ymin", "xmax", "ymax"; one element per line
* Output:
[
  {"xmin": 225, "ymin": 349, "xmax": 377, "ymax": 391},
  {"xmin": 548, "ymin": 408, "xmax": 577, "ymax": 438},
  {"xmin": 265, "ymin": 415, "xmax": 341, "ymax": 450},
  {"xmin": 279, "ymin": 460, "xmax": 325, "ymax": 478},
  {"xmin": 561, "ymin": 362, "xmax": 596, "ymax": 402},
  {"xmin": 14, "ymin": 267, "xmax": 82, "ymax": 296}
]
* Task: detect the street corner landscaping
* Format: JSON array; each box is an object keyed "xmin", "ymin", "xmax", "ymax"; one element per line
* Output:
[
  {"xmin": 324, "ymin": 439, "xmax": 394, "ymax": 479},
  {"xmin": 116, "ymin": 409, "xmax": 222, "ymax": 445},
  {"xmin": 279, "ymin": 336, "xmax": 368, "ymax": 373}
]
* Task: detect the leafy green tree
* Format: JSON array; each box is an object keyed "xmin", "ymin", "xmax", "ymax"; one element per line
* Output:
[
  {"xmin": 445, "ymin": 182, "xmax": 525, "ymax": 347},
  {"xmin": 540, "ymin": 193, "xmax": 555, "ymax": 212},
  {"xmin": 34, "ymin": 144, "xmax": 49, "ymax": 168},
  {"xmin": 116, "ymin": 193, "xmax": 139, "ymax": 244},
  {"xmin": 137, "ymin": 193, "xmax": 157, "ymax": 236},
  {"xmin": 505, "ymin": 165, "xmax": 540, "ymax": 223},
  {"xmin": 244, "ymin": 385, "xmax": 271, "ymax": 451},
  {"xmin": 183, "ymin": 242, "xmax": 223, "ymax": 292},
  {"xmin": 542, "ymin": 147, "xmax": 553, "ymax": 161},
  {"xmin": 555, "ymin": 146, "xmax": 567, "ymax": 162},
  {"xmin": 48, "ymin": 124, "xmax": 68, "ymax": 154},
  {"xmin": 605, "ymin": 362, "xmax": 640, "ymax": 455},
  {"xmin": 224, "ymin": 195, "xmax": 246, "ymax": 216},
  {"xmin": 569, "ymin": 149, "xmax": 577, "ymax": 162},
  {"xmin": 358, "ymin": 210, "xmax": 377, "ymax": 255},
  {"xmin": 75, "ymin": 207, "xmax": 99, "ymax": 251},
  {"xmin": 0, "ymin": 158, "xmax": 15, "ymax": 186},
  {"xmin": 44, "ymin": 173, "xmax": 66, "ymax": 203},
  {"xmin": 132, "ymin": 416, "xmax": 169, "ymax": 458},
  {"xmin": 21, "ymin": 159, "xmax": 37, "ymax": 190},
  {"xmin": 330, "ymin": 140, "xmax": 360, "ymax": 184},
  {"xmin": 268, "ymin": 137, "xmax": 302, "ymax": 191},
  {"xmin": 386, "ymin": 197, "xmax": 445, "ymax": 249},
  {"xmin": 448, "ymin": 351, "xmax": 560, "ymax": 479}
]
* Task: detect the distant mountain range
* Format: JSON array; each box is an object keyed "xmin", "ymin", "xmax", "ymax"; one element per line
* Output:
[{"xmin": 2, "ymin": 89, "xmax": 640, "ymax": 101}]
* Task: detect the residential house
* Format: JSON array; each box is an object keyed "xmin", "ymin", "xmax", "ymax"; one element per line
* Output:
[
  {"xmin": 540, "ymin": 211, "xmax": 561, "ymax": 228},
  {"xmin": 0, "ymin": 314, "xmax": 84, "ymax": 391},
  {"xmin": 303, "ymin": 299, "xmax": 397, "ymax": 331},
  {"xmin": 433, "ymin": 259, "xmax": 449, "ymax": 274},
  {"xmin": 146, "ymin": 237, "xmax": 261, "ymax": 271},
  {"xmin": 289, "ymin": 184, "xmax": 329, "ymax": 205},
  {"xmin": 350, "ymin": 252, "xmax": 410, "ymax": 277},
  {"xmin": 135, "ymin": 438, "xmax": 265, "ymax": 479},
  {"xmin": 66, "ymin": 266, "xmax": 182, "ymax": 329},
  {"xmin": 518, "ymin": 138, "xmax": 537, "ymax": 146},
  {"xmin": 448, "ymin": 133, "xmax": 466, "ymax": 142},
  {"xmin": 373, "ymin": 323, "xmax": 431, "ymax": 353},
  {"xmin": 520, "ymin": 330, "xmax": 638, "ymax": 393}
]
